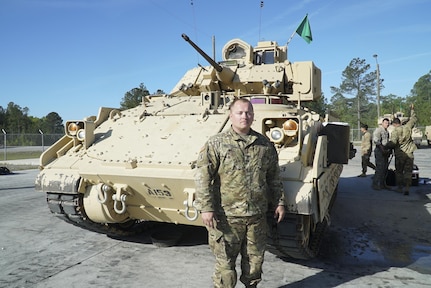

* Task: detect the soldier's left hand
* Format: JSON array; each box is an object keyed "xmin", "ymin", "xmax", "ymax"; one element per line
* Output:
[{"xmin": 274, "ymin": 205, "xmax": 285, "ymax": 223}]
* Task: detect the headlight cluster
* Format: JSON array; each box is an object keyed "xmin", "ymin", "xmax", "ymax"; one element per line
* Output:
[
  {"xmin": 267, "ymin": 119, "xmax": 298, "ymax": 145},
  {"xmin": 65, "ymin": 120, "xmax": 96, "ymax": 149},
  {"xmin": 66, "ymin": 121, "xmax": 85, "ymax": 140}
]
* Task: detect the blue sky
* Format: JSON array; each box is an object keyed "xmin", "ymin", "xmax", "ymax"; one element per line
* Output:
[{"xmin": 1, "ymin": 0, "xmax": 430, "ymax": 122}]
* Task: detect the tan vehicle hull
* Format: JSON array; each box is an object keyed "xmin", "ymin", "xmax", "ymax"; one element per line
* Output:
[{"xmin": 36, "ymin": 35, "xmax": 354, "ymax": 259}]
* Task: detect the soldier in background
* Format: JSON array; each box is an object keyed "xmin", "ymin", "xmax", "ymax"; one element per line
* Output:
[
  {"xmin": 372, "ymin": 118, "xmax": 391, "ymax": 190},
  {"xmin": 358, "ymin": 123, "xmax": 376, "ymax": 177},
  {"xmin": 195, "ymin": 98, "xmax": 285, "ymax": 288},
  {"xmin": 387, "ymin": 104, "xmax": 417, "ymax": 195}
]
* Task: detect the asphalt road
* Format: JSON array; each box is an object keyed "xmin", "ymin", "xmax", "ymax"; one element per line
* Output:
[{"xmin": 0, "ymin": 146, "xmax": 430, "ymax": 287}]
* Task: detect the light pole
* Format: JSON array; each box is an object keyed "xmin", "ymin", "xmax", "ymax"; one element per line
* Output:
[
  {"xmin": 373, "ymin": 54, "xmax": 381, "ymax": 120},
  {"xmin": 2, "ymin": 129, "xmax": 6, "ymax": 161},
  {"xmin": 39, "ymin": 129, "xmax": 44, "ymax": 152}
]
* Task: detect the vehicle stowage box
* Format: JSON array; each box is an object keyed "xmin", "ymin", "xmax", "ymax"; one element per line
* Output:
[{"xmin": 321, "ymin": 122, "xmax": 350, "ymax": 164}]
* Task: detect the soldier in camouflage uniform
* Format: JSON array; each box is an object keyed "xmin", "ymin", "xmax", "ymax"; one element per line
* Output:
[
  {"xmin": 195, "ymin": 98, "xmax": 286, "ymax": 288},
  {"xmin": 372, "ymin": 118, "xmax": 391, "ymax": 190},
  {"xmin": 358, "ymin": 123, "xmax": 376, "ymax": 177},
  {"xmin": 387, "ymin": 104, "xmax": 417, "ymax": 195}
]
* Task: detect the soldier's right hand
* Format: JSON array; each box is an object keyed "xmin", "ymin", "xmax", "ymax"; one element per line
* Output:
[{"xmin": 201, "ymin": 211, "xmax": 215, "ymax": 228}]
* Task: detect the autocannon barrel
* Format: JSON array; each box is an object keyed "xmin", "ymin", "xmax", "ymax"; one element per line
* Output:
[{"xmin": 182, "ymin": 33, "xmax": 223, "ymax": 72}]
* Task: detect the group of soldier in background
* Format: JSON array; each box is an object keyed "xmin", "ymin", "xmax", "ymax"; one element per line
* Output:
[{"xmin": 359, "ymin": 104, "xmax": 417, "ymax": 195}]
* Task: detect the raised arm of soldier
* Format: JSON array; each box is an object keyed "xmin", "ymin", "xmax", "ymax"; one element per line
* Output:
[{"xmin": 405, "ymin": 103, "xmax": 417, "ymax": 129}]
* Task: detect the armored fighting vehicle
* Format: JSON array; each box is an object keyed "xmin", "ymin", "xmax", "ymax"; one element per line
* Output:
[
  {"xmin": 425, "ymin": 125, "xmax": 431, "ymax": 146},
  {"xmin": 35, "ymin": 34, "xmax": 354, "ymax": 259}
]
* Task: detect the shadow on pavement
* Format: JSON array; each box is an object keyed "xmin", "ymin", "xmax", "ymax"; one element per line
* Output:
[
  {"xmin": 108, "ymin": 222, "xmax": 208, "ymax": 247},
  {"xmin": 104, "ymin": 172, "xmax": 431, "ymax": 286},
  {"xmin": 276, "ymin": 174, "xmax": 431, "ymax": 287}
]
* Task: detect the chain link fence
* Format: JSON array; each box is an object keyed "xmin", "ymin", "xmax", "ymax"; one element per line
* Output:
[
  {"xmin": 0, "ymin": 134, "xmax": 63, "ymax": 160},
  {"xmin": 0, "ymin": 133, "xmax": 63, "ymax": 148},
  {"xmin": 0, "ymin": 127, "xmax": 427, "ymax": 157}
]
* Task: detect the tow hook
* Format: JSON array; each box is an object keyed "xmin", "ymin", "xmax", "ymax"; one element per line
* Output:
[
  {"xmin": 112, "ymin": 184, "xmax": 131, "ymax": 215},
  {"xmin": 183, "ymin": 188, "xmax": 198, "ymax": 221}
]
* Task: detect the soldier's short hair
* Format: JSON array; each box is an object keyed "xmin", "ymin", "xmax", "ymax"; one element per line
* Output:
[
  {"xmin": 392, "ymin": 118, "xmax": 401, "ymax": 125},
  {"xmin": 229, "ymin": 98, "xmax": 253, "ymax": 111},
  {"xmin": 361, "ymin": 123, "xmax": 368, "ymax": 130}
]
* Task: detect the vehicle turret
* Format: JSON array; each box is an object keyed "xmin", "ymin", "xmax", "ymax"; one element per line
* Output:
[{"xmin": 172, "ymin": 35, "xmax": 321, "ymax": 104}]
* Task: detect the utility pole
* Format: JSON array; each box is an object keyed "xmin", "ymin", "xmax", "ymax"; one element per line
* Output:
[
  {"xmin": 373, "ymin": 54, "xmax": 380, "ymax": 120},
  {"xmin": 357, "ymin": 91, "xmax": 361, "ymax": 140}
]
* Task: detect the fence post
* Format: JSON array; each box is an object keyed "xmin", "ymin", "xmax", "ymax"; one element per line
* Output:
[
  {"xmin": 2, "ymin": 129, "xmax": 6, "ymax": 161},
  {"xmin": 39, "ymin": 129, "xmax": 44, "ymax": 152}
]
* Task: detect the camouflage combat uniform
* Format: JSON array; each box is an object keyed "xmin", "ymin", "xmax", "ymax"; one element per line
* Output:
[
  {"xmin": 387, "ymin": 109, "xmax": 417, "ymax": 194},
  {"xmin": 195, "ymin": 127, "xmax": 284, "ymax": 288},
  {"xmin": 372, "ymin": 125, "xmax": 390, "ymax": 189},
  {"xmin": 360, "ymin": 129, "xmax": 376, "ymax": 174}
]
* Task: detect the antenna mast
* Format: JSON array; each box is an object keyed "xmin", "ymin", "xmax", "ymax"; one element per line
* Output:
[{"xmin": 259, "ymin": 1, "xmax": 264, "ymax": 41}]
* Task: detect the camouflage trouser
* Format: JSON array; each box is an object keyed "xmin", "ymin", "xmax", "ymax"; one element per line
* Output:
[
  {"xmin": 361, "ymin": 153, "xmax": 376, "ymax": 174},
  {"xmin": 208, "ymin": 214, "xmax": 267, "ymax": 288},
  {"xmin": 394, "ymin": 151, "xmax": 414, "ymax": 188},
  {"xmin": 373, "ymin": 148, "xmax": 389, "ymax": 187}
]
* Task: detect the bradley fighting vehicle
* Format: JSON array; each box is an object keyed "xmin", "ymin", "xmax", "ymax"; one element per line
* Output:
[
  {"xmin": 425, "ymin": 124, "xmax": 431, "ymax": 146},
  {"xmin": 35, "ymin": 34, "xmax": 354, "ymax": 259}
]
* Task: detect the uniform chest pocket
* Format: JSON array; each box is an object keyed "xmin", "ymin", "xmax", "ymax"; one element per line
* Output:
[
  {"xmin": 249, "ymin": 146, "xmax": 271, "ymax": 170},
  {"xmin": 220, "ymin": 147, "xmax": 245, "ymax": 172}
]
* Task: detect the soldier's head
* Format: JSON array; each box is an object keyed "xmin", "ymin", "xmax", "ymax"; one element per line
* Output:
[
  {"xmin": 381, "ymin": 118, "xmax": 390, "ymax": 129},
  {"xmin": 392, "ymin": 118, "xmax": 401, "ymax": 127},
  {"xmin": 360, "ymin": 123, "xmax": 368, "ymax": 132},
  {"xmin": 229, "ymin": 98, "xmax": 254, "ymax": 135}
]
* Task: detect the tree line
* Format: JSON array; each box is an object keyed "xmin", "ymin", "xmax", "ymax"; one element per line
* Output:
[
  {"xmin": 327, "ymin": 58, "xmax": 431, "ymax": 133},
  {"xmin": 0, "ymin": 102, "xmax": 63, "ymax": 134},
  {"xmin": 1, "ymin": 59, "xmax": 430, "ymax": 140},
  {"xmin": 0, "ymin": 83, "xmax": 164, "ymax": 136}
]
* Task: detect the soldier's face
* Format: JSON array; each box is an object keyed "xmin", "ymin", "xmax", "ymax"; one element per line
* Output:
[
  {"xmin": 229, "ymin": 101, "xmax": 254, "ymax": 134},
  {"xmin": 382, "ymin": 120, "xmax": 389, "ymax": 129}
]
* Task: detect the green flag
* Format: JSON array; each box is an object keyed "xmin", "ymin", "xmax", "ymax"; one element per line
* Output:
[{"xmin": 296, "ymin": 14, "xmax": 312, "ymax": 44}]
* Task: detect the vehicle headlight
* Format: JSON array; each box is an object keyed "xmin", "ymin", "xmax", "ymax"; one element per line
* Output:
[
  {"xmin": 67, "ymin": 122, "xmax": 80, "ymax": 136},
  {"xmin": 283, "ymin": 119, "xmax": 298, "ymax": 136},
  {"xmin": 65, "ymin": 120, "xmax": 96, "ymax": 148},
  {"xmin": 269, "ymin": 127, "xmax": 285, "ymax": 144},
  {"xmin": 77, "ymin": 129, "xmax": 86, "ymax": 141}
]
